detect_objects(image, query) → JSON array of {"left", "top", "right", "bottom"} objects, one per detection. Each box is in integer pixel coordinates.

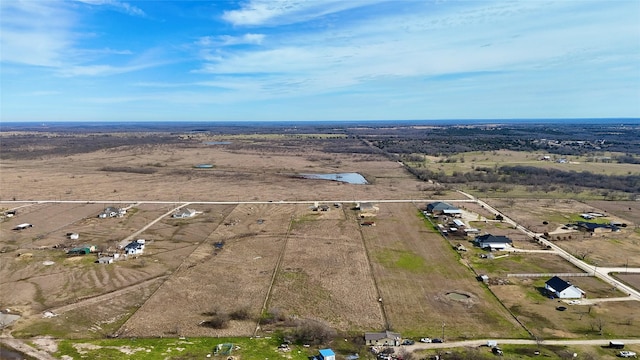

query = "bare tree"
[{"left": 576, "top": 249, "right": 593, "bottom": 261}]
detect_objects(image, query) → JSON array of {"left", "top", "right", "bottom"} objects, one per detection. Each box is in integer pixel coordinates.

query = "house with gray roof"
[
  {"left": 364, "top": 330, "right": 401, "bottom": 346},
  {"left": 545, "top": 276, "right": 585, "bottom": 299}
]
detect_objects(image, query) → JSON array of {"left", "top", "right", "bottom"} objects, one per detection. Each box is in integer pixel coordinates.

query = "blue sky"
[{"left": 1, "top": 0, "right": 639, "bottom": 122}]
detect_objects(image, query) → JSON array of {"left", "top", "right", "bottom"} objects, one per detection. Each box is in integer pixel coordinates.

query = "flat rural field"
[
  {"left": 1, "top": 132, "right": 639, "bottom": 351},
  {"left": 268, "top": 204, "right": 384, "bottom": 331},
  {"left": 0, "top": 134, "right": 455, "bottom": 202},
  {"left": 361, "top": 202, "right": 527, "bottom": 339}
]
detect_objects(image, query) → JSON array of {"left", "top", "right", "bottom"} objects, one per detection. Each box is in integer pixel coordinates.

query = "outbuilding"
[
  {"left": 318, "top": 349, "right": 335, "bottom": 360},
  {"left": 474, "top": 234, "right": 513, "bottom": 250},
  {"left": 13, "top": 223, "right": 33, "bottom": 231},
  {"left": 426, "top": 202, "right": 461, "bottom": 216}
]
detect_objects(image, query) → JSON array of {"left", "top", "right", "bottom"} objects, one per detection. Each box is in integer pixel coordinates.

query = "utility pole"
[{"left": 442, "top": 322, "right": 445, "bottom": 342}]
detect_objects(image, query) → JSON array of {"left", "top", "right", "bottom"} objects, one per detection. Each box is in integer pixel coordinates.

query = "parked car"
[
  {"left": 432, "top": 338, "right": 443, "bottom": 343},
  {"left": 492, "top": 347, "right": 504, "bottom": 356},
  {"left": 619, "top": 351, "right": 637, "bottom": 358},
  {"left": 420, "top": 338, "right": 432, "bottom": 343},
  {"left": 402, "top": 339, "right": 415, "bottom": 345}
]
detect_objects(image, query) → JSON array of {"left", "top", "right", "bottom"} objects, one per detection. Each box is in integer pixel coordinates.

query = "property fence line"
[{"left": 507, "top": 272, "right": 593, "bottom": 278}]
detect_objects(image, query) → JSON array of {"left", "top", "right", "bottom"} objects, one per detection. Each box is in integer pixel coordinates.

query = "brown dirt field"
[
  {"left": 120, "top": 203, "right": 298, "bottom": 337},
  {"left": 614, "top": 274, "right": 640, "bottom": 291},
  {"left": 0, "top": 138, "right": 450, "bottom": 203},
  {"left": 362, "top": 202, "right": 528, "bottom": 339},
  {"left": 2, "top": 134, "right": 636, "bottom": 343},
  {"left": 585, "top": 200, "right": 640, "bottom": 225},
  {"left": 267, "top": 205, "right": 384, "bottom": 331}
]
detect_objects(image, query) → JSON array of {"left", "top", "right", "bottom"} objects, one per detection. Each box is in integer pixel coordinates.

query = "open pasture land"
[
  {"left": 267, "top": 203, "right": 384, "bottom": 331},
  {"left": 362, "top": 202, "right": 527, "bottom": 339},
  {"left": 470, "top": 253, "right": 583, "bottom": 278},
  {"left": 0, "top": 134, "right": 454, "bottom": 202},
  {"left": 421, "top": 149, "right": 640, "bottom": 177},
  {"left": 485, "top": 198, "right": 640, "bottom": 267},
  {"left": 615, "top": 274, "right": 640, "bottom": 292},
  {"left": 120, "top": 203, "right": 297, "bottom": 337},
  {"left": 586, "top": 200, "right": 640, "bottom": 225},
  {"left": 492, "top": 277, "right": 640, "bottom": 339}
]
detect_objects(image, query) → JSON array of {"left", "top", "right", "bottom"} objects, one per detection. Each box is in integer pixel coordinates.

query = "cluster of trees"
[
  {"left": 405, "top": 165, "right": 639, "bottom": 194},
  {"left": 360, "top": 124, "right": 640, "bottom": 156}
]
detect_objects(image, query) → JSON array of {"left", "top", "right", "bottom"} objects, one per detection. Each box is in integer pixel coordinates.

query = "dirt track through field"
[
  {"left": 354, "top": 205, "right": 389, "bottom": 330},
  {"left": 47, "top": 275, "right": 168, "bottom": 315},
  {"left": 254, "top": 213, "right": 294, "bottom": 335}
]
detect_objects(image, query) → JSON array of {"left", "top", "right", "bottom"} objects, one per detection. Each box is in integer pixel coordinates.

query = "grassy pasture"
[
  {"left": 492, "top": 278, "right": 640, "bottom": 339},
  {"left": 412, "top": 150, "right": 640, "bottom": 177},
  {"left": 362, "top": 203, "right": 527, "bottom": 339},
  {"left": 54, "top": 336, "right": 313, "bottom": 360},
  {"left": 415, "top": 343, "right": 635, "bottom": 360}
]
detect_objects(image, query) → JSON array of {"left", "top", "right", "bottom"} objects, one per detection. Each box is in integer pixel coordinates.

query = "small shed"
[
  {"left": 318, "top": 349, "right": 335, "bottom": 360},
  {"left": 13, "top": 223, "right": 33, "bottom": 231},
  {"left": 98, "top": 257, "right": 114, "bottom": 264}
]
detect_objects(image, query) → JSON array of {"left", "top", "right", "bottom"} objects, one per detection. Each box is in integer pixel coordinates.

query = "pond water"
[
  {"left": 446, "top": 292, "right": 471, "bottom": 300},
  {"left": 0, "top": 346, "right": 25, "bottom": 360},
  {"left": 204, "top": 141, "right": 231, "bottom": 145},
  {"left": 299, "top": 173, "right": 368, "bottom": 184}
]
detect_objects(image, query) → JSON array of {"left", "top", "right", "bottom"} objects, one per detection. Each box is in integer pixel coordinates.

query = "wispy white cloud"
[
  {"left": 222, "top": 0, "right": 383, "bottom": 26},
  {"left": 197, "top": 33, "right": 265, "bottom": 47},
  {"left": 199, "top": 0, "right": 640, "bottom": 102},
  {"left": 0, "top": 2, "right": 75, "bottom": 67},
  {"left": 75, "top": 0, "right": 146, "bottom": 17}
]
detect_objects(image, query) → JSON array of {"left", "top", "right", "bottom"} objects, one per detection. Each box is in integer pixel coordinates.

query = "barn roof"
[
  {"left": 427, "top": 202, "right": 458, "bottom": 211},
  {"left": 475, "top": 234, "right": 512, "bottom": 244}
]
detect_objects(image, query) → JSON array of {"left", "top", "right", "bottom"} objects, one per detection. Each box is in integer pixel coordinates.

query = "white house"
[
  {"left": 545, "top": 276, "right": 585, "bottom": 299},
  {"left": 124, "top": 239, "right": 145, "bottom": 255},
  {"left": 172, "top": 208, "right": 197, "bottom": 219},
  {"left": 474, "top": 234, "right": 513, "bottom": 250},
  {"left": 364, "top": 330, "right": 401, "bottom": 346}
]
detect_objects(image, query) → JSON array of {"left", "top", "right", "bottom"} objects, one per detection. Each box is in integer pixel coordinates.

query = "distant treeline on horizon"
[{"left": 1, "top": 118, "right": 639, "bottom": 132}]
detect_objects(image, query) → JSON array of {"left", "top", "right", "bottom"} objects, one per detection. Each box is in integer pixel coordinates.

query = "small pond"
[
  {"left": 204, "top": 141, "right": 232, "bottom": 145},
  {"left": 446, "top": 292, "right": 471, "bottom": 301},
  {"left": 299, "top": 173, "right": 368, "bottom": 185}
]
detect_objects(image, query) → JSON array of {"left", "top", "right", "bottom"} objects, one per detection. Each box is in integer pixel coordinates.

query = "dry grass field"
[{"left": 1, "top": 131, "right": 639, "bottom": 351}]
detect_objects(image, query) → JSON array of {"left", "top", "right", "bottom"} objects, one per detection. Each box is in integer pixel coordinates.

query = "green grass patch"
[
  {"left": 55, "top": 337, "right": 315, "bottom": 360},
  {"left": 374, "top": 249, "right": 427, "bottom": 273}
]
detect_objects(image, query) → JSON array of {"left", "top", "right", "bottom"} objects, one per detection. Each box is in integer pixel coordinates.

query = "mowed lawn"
[{"left": 362, "top": 203, "right": 528, "bottom": 339}]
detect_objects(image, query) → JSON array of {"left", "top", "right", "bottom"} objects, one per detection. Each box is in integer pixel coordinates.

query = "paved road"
[
  {"left": 405, "top": 338, "right": 640, "bottom": 351},
  {"left": 457, "top": 191, "right": 640, "bottom": 301}
]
